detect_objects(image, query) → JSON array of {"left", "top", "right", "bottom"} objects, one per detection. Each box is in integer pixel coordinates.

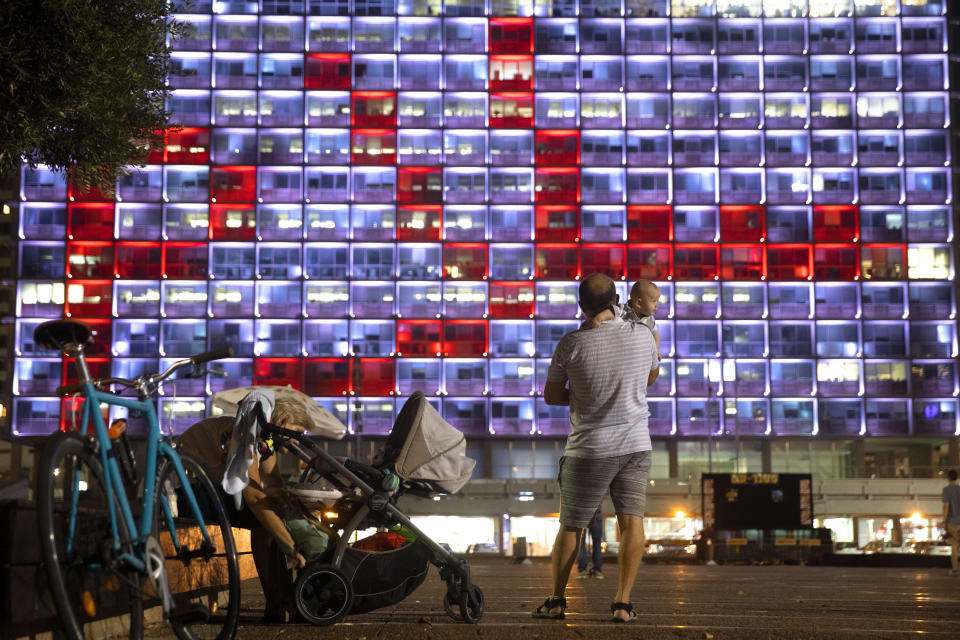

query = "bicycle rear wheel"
[
  {"left": 153, "top": 453, "right": 240, "bottom": 640},
  {"left": 37, "top": 431, "right": 145, "bottom": 640}
]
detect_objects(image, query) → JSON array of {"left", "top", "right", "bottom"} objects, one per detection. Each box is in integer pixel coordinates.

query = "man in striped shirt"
[{"left": 532, "top": 273, "right": 660, "bottom": 623}]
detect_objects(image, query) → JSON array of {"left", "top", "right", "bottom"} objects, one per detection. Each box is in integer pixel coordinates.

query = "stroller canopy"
[
  {"left": 211, "top": 385, "right": 346, "bottom": 440},
  {"left": 384, "top": 392, "right": 475, "bottom": 494}
]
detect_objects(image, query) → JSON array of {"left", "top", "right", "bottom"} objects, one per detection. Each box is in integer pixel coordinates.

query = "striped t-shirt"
[{"left": 547, "top": 317, "right": 660, "bottom": 458}]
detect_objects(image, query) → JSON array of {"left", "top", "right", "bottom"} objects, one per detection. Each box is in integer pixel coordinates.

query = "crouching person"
[{"left": 178, "top": 393, "right": 317, "bottom": 623}]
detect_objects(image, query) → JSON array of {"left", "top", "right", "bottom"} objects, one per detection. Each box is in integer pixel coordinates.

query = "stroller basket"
[{"left": 341, "top": 541, "right": 432, "bottom": 613}]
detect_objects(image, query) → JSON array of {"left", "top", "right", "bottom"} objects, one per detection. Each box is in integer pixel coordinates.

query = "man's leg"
[
  {"left": 549, "top": 525, "right": 584, "bottom": 612},
  {"left": 607, "top": 450, "right": 652, "bottom": 620},
  {"left": 251, "top": 527, "right": 296, "bottom": 620},
  {"left": 613, "top": 513, "right": 645, "bottom": 615},
  {"left": 949, "top": 525, "right": 960, "bottom": 571}
]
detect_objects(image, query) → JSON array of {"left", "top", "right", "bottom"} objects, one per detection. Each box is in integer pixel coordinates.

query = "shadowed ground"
[{"left": 146, "top": 558, "right": 960, "bottom": 639}]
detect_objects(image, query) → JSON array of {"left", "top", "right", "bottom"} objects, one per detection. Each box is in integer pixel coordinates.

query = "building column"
[
  {"left": 761, "top": 440, "right": 772, "bottom": 473},
  {"left": 948, "top": 439, "right": 960, "bottom": 470},
  {"left": 852, "top": 439, "right": 867, "bottom": 478},
  {"left": 668, "top": 440, "right": 679, "bottom": 479}
]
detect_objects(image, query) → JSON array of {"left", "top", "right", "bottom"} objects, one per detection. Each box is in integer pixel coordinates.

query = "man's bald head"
[{"left": 578, "top": 273, "right": 617, "bottom": 316}]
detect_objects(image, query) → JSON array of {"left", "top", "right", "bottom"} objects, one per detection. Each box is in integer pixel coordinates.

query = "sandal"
[
  {"left": 611, "top": 602, "right": 637, "bottom": 623},
  {"left": 532, "top": 596, "right": 567, "bottom": 619}
]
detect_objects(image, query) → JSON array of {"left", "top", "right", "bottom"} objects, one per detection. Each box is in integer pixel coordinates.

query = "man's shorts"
[{"left": 557, "top": 450, "right": 652, "bottom": 528}]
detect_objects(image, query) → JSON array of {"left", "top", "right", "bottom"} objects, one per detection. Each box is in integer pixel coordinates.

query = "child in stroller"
[{"left": 251, "top": 391, "right": 485, "bottom": 626}]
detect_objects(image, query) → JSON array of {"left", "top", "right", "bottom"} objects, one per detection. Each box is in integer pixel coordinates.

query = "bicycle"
[{"left": 33, "top": 319, "right": 241, "bottom": 640}]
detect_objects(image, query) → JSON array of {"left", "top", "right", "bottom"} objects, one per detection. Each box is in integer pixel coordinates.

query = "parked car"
[{"left": 466, "top": 543, "right": 500, "bottom": 554}]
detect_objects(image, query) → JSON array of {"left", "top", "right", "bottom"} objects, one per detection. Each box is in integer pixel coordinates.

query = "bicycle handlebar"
[{"left": 55, "top": 347, "right": 234, "bottom": 397}]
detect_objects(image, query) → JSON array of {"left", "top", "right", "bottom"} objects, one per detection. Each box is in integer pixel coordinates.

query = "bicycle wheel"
[
  {"left": 153, "top": 453, "right": 240, "bottom": 640},
  {"left": 37, "top": 431, "right": 145, "bottom": 640}
]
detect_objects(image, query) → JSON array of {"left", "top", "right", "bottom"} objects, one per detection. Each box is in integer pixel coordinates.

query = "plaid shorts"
[{"left": 557, "top": 450, "right": 652, "bottom": 528}]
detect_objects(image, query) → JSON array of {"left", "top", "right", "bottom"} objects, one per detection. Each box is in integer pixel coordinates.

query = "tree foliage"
[{"left": 0, "top": 1, "right": 180, "bottom": 193}]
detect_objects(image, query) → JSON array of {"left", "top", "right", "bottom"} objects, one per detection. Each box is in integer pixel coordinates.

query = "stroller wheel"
[
  {"left": 458, "top": 584, "right": 484, "bottom": 623},
  {"left": 444, "top": 585, "right": 484, "bottom": 623},
  {"left": 295, "top": 563, "right": 353, "bottom": 626},
  {"left": 442, "top": 592, "right": 463, "bottom": 621}
]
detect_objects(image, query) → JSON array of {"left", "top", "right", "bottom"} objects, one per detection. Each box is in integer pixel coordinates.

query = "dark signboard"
[{"left": 702, "top": 473, "right": 813, "bottom": 531}]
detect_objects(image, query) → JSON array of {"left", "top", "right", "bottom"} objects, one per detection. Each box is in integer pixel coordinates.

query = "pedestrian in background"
[
  {"left": 576, "top": 506, "right": 605, "bottom": 579},
  {"left": 942, "top": 469, "right": 960, "bottom": 576}
]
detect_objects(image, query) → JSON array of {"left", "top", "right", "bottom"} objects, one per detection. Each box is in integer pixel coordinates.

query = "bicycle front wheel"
[
  {"left": 153, "top": 453, "right": 240, "bottom": 640},
  {"left": 37, "top": 431, "right": 145, "bottom": 640}
]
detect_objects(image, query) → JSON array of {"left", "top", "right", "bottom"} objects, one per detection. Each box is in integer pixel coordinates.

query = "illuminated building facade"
[{"left": 7, "top": 0, "right": 959, "bottom": 478}]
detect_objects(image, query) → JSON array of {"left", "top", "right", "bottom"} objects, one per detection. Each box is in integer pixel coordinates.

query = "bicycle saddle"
[{"left": 33, "top": 319, "right": 94, "bottom": 351}]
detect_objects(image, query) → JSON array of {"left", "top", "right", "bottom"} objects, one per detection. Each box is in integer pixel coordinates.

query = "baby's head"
[{"left": 628, "top": 280, "right": 660, "bottom": 318}]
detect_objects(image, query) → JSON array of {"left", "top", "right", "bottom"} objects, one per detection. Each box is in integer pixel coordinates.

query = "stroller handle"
[{"left": 254, "top": 402, "right": 313, "bottom": 444}]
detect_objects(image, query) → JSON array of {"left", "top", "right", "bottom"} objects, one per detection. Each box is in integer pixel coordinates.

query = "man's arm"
[
  {"left": 544, "top": 379, "right": 570, "bottom": 406},
  {"left": 944, "top": 499, "right": 950, "bottom": 528},
  {"left": 647, "top": 366, "right": 659, "bottom": 387},
  {"left": 243, "top": 455, "right": 306, "bottom": 567},
  {"left": 646, "top": 334, "right": 660, "bottom": 386}
]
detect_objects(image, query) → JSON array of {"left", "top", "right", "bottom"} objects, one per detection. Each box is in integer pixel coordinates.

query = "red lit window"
[
  {"left": 306, "top": 54, "right": 351, "bottom": 90},
  {"left": 535, "top": 244, "right": 579, "bottom": 279},
  {"left": 61, "top": 396, "right": 110, "bottom": 433},
  {"left": 69, "top": 318, "right": 112, "bottom": 357},
  {"left": 65, "top": 281, "right": 113, "bottom": 317},
  {"left": 115, "top": 242, "right": 162, "bottom": 279},
  {"left": 63, "top": 357, "right": 111, "bottom": 388},
  {"left": 767, "top": 245, "right": 812, "bottom": 280},
  {"left": 165, "top": 128, "right": 210, "bottom": 164},
  {"left": 66, "top": 242, "right": 114, "bottom": 279},
  {"left": 535, "top": 205, "right": 578, "bottom": 242},
  {"left": 720, "top": 206, "right": 764, "bottom": 242},
  {"left": 489, "top": 18, "right": 533, "bottom": 54},
  {"left": 398, "top": 167, "right": 443, "bottom": 204},
  {"left": 580, "top": 244, "right": 626, "bottom": 279},
  {"left": 210, "top": 205, "right": 256, "bottom": 241},
  {"left": 145, "top": 129, "right": 165, "bottom": 164},
  {"left": 860, "top": 244, "right": 905, "bottom": 280},
  {"left": 674, "top": 245, "right": 719, "bottom": 280},
  {"left": 814, "top": 244, "right": 860, "bottom": 280},
  {"left": 68, "top": 204, "right": 115, "bottom": 240},
  {"left": 813, "top": 206, "right": 858, "bottom": 242},
  {"left": 302, "top": 358, "right": 351, "bottom": 396},
  {"left": 443, "top": 244, "right": 487, "bottom": 279},
  {"left": 254, "top": 358, "right": 302, "bottom": 387},
  {"left": 627, "top": 244, "right": 672, "bottom": 280},
  {"left": 444, "top": 320, "right": 488, "bottom": 357},
  {"left": 397, "top": 206, "right": 442, "bottom": 241},
  {"left": 535, "top": 168, "right": 580, "bottom": 204},
  {"left": 355, "top": 358, "right": 395, "bottom": 396},
  {"left": 490, "top": 92, "right": 534, "bottom": 128},
  {"left": 626, "top": 206, "right": 672, "bottom": 242},
  {"left": 489, "top": 55, "right": 533, "bottom": 91},
  {"left": 535, "top": 130, "right": 579, "bottom": 166},
  {"left": 352, "top": 92, "right": 397, "bottom": 128},
  {"left": 489, "top": 282, "right": 535, "bottom": 318},
  {"left": 68, "top": 183, "right": 112, "bottom": 203},
  {"left": 211, "top": 166, "right": 256, "bottom": 203},
  {"left": 163, "top": 243, "right": 207, "bottom": 279},
  {"left": 721, "top": 244, "right": 765, "bottom": 280},
  {"left": 397, "top": 320, "right": 443, "bottom": 356},
  {"left": 351, "top": 130, "right": 397, "bottom": 166}
]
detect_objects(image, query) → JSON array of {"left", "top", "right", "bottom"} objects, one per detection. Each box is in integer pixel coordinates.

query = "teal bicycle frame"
[{"left": 68, "top": 382, "right": 211, "bottom": 575}]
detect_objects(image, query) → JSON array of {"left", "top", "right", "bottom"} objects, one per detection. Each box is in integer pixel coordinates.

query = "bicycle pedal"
[{"left": 169, "top": 604, "right": 210, "bottom": 626}]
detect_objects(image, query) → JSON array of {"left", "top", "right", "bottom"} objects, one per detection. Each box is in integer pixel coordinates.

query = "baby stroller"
[{"left": 254, "top": 391, "right": 484, "bottom": 626}]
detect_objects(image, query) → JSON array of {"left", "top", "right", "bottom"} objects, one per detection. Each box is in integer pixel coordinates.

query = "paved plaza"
[{"left": 185, "top": 558, "right": 960, "bottom": 640}]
